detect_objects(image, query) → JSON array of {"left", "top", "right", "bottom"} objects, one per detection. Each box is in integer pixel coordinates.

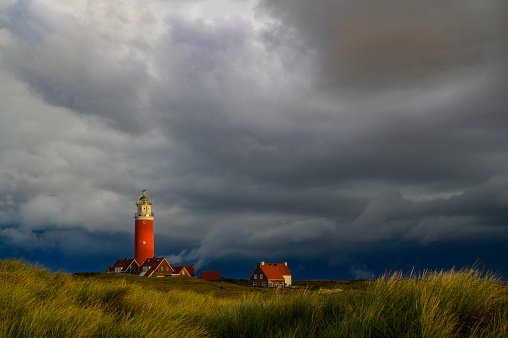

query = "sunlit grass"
[{"left": 1, "top": 259, "right": 506, "bottom": 337}]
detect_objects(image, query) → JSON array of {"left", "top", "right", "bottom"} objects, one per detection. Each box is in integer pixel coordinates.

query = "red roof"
[
  {"left": 138, "top": 257, "right": 171, "bottom": 277},
  {"left": 274, "top": 263, "right": 291, "bottom": 276},
  {"left": 171, "top": 266, "right": 191, "bottom": 276},
  {"left": 172, "top": 266, "right": 184, "bottom": 274},
  {"left": 107, "top": 258, "right": 138, "bottom": 272},
  {"left": 172, "top": 265, "right": 195, "bottom": 277},
  {"left": 260, "top": 264, "right": 285, "bottom": 281}
]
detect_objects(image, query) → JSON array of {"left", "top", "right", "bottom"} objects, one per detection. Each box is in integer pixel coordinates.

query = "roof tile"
[{"left": 260, "top": 264, "right": 285, "bottom": 280}]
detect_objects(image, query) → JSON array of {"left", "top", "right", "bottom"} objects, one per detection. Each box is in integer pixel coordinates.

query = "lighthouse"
[{"left": 134, "top": 190, "right": 154, "bottom": 264}]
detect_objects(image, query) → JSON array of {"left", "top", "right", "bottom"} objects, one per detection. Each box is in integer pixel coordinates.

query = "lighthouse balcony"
[{"left": 135, "top": 212, "right": 154, "bottom": 217}]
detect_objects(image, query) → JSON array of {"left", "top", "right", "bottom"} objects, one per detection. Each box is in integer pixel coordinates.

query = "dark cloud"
[
  {"left": 260, "top": 0, "right": 508, "bottom": 91},
  {"left": 420, "top": 175, "right": 508, "bottom": 221}
]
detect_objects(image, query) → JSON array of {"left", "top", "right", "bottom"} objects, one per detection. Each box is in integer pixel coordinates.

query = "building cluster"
[
  {"left": 106, "top": 191, "right": 291, "bottom": 287},
  {"left": 106, "top": 257, "right": 195, "bottom": 277},
  {"left": 106, "top": 191, "right": 219, "bottom": 280}
]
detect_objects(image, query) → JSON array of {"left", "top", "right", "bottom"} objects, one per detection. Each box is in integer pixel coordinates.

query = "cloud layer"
[{"left": 1, "top": 0, "right": 507, "bottom": 278}]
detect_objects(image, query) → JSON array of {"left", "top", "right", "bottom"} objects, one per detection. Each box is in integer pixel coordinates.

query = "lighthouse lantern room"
[{"left": 134, "top": 190, "right": 154, "bottom": 265}]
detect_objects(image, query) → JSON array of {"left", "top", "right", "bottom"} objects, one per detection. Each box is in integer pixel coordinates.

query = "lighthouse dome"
[{"left": 137, "top": 190, "right": 151, "bottom": 205}]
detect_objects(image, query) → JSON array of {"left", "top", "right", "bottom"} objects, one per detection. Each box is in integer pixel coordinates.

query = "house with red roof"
[
  {"left": 172, "top": 265, "right": 195, "bottom": 277},
  {"left": 105, "top": 257, "right": 199, "bottom": 278},
  {"left": 250, "top": 261, "right": 291, "bottom": 288},
  {"left": 105, "top": 258, "right": 139, "bottom": 273},
  {"left": 170, "top": 266, "right": 193, "bottom": 277},
  {"left": 137, "top": 257, "right": 173, "bottom": 277}
]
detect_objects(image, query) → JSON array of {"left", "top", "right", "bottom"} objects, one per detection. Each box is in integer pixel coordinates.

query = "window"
[
  {"left": 260, "top": 274, "right": 264, "bottom": 279},
  {"left": 254, "top": 274, "right": 257, "bottom": 279},
  {"left": 253, "top": 282, "right": 257, "bottom": 286},
  {"left": 143, "top": 241, "right": 146, "bottom": 244},
  {"left": 115, "top": 267, "right": 121, "bottom": 273},
  {"left": 143, "top": 220, "right": 146, "bottom": 224},
  {"left": 262, "top": 282, "right": 267, "bottom": 287}
]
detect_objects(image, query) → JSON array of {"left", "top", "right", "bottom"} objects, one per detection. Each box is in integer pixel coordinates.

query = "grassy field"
[{"left": 1, "top": 260, "right": 507, "bottom": 337}]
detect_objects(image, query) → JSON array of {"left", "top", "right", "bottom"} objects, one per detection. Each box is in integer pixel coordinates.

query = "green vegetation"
[{"left": 1, "top": 260, "right": 507, "bottom": 337}]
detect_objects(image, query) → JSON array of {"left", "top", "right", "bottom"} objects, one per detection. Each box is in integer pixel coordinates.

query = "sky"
[{"left": 0, "top": 0, "right": 507, "bottom": 280}]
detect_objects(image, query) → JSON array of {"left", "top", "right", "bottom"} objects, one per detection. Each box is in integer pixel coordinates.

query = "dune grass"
[
  {"left": 0, "top": 260, "right": 208, "bottom": 337},
  {"left": 1, "top": 259, "right": 507, "bottom": 337}
]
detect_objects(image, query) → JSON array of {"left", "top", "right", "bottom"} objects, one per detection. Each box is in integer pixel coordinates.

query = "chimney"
[
  {"left": 261, "top": 261, "right": 265, "bottom": 266},
  {"left": 284, "top": 261, "right": 288, "bottom": 266}
]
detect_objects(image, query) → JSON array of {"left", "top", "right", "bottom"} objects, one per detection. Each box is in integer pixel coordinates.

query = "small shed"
[{"left": 201, "top": 271, "right": 221, "bottom": 281}]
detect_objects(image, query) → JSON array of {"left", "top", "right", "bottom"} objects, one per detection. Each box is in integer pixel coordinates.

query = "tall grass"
[
  {"left": 0, "top": 260, "right": 208, "bottom": 337},
  {"left": 1, "top": 259, "right": 507, "bottom": 337},
  {"left": 200, "top": 267, "right": 508, "bottom": 337}
]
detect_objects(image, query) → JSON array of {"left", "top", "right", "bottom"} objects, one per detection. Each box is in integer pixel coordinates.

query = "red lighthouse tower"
[{"left": 134, "top": 190, "right": 154, "bottom": 264}]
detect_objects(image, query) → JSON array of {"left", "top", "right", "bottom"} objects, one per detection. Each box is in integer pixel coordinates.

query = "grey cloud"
[
  {"left": 164, "top": 215, "right": 339, "bottom": 268},
  {"left": 158, "top": 177, "right": 508, "bottom": 267},
  {"left": 354, "top": 191, "right": 413, "bottom": 227},
  {"left": 0, "top": 0, "right": 507, "bottom": 277},
  {"left": 261, "top": 0, "right": 508, "bottom": 91},
  {"left": 420, "top": 175, "right": 508, "bottom": 221},
  {"left": 2, "top": 0, "right": 153, "bottom": 133}
]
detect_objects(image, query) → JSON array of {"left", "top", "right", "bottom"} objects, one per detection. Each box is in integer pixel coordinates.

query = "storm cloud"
[{"left": 0, "top": 0, "right": 507, "bottom": 279}]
